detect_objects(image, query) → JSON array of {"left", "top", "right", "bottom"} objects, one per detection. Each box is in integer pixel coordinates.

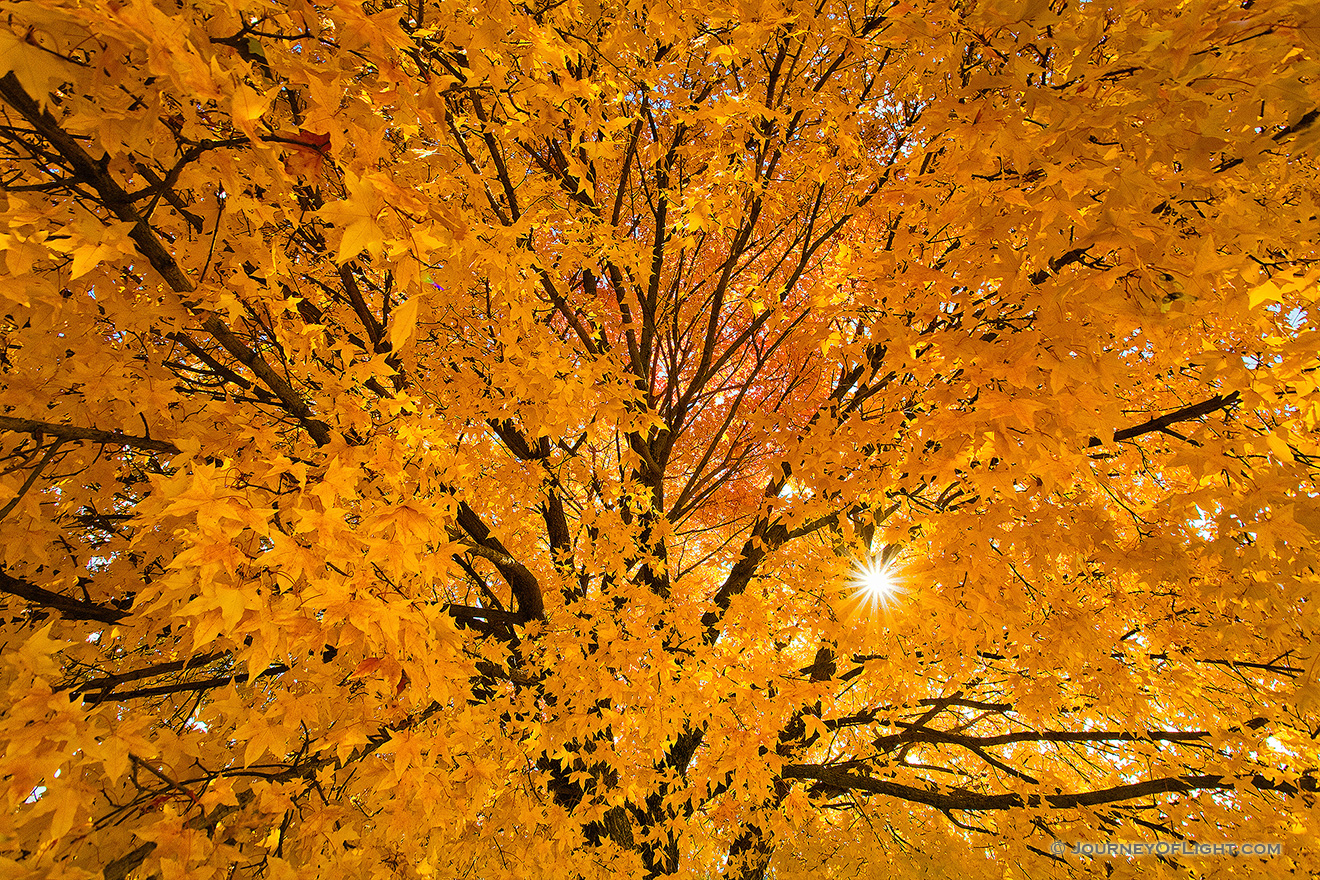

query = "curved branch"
[{"left": 455, "top": 501, "right": 544, "bottom": 622}]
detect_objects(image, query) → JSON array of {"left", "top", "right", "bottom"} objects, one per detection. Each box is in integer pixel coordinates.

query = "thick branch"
[
  {"left": 0, "top": 568, "right": 128, "bottom": 623},
  {"left": 1097, "top": 391, "right": 1241, "bottom": 446},
  {"left": 455, "top": 502, "right": 544, "bottom": 622},
  {"left": 781, "top": 764, "right": 1316, "bottom": 811},
  {"left": 0, "top": 415, "right": 181, "bottom": 454}
]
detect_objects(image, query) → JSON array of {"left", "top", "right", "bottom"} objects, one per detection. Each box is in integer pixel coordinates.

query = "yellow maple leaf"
[{"left": 0, "top": 27, "right": 73, "bottom": 107}]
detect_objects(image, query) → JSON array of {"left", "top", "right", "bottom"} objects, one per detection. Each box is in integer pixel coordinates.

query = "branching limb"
[
  {"left": 0, "top": 568, "right": 128, "bottom": 623},
  {"left": 780, "top": 764, "right": 1317, "bottom": 811},
  {"left": 0, "top": 415, "right": 181, "bottom": 454},
  {"left": 1095, "top": 391, "right": 1241, "bottom": 447}
]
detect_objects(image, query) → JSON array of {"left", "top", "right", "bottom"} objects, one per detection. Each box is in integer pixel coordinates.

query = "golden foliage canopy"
[{"left": 1, "top": 0, "right": 1319, "bottom": 877}]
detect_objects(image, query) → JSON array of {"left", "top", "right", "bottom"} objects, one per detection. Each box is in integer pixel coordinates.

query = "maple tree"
[{"left": 1, "top": 0, "right": 1319, "bottom": 877}]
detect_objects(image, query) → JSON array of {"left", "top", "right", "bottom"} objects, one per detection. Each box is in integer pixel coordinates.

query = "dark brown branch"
[
  {"left": 130, "top": 161, "right": 205, "bottom": 230},
  {"left": 337, "top": 265, "right": 386, "bottom": 349},
  {"left": 1271, "top": 107, "right": 1319, "bottom": 142},
  {"left": 1028, "top": 246, "right": 1092, "bottom": 284},
  {"left": 917, "top": 696, "right": 1013, "bottom": 711},
  {"left": 0, "top": 415, "right": 181, "bottom": 454},
  {"left": 781, "top": 764, "right": 1318, "bottom": 811},
  {"left": 0, "top": 73, "right": 332, "bottom": 447},
  {"left": 101, "top": 697, "right": 449, "bottom": 880},
  {"left": 0, "top": 439, "right": 62, "bottom": 520},
  {"left": 871, "top": 725, "right": 1234, "bottom": 752},
  {"left": 0, "top": 568, "right": 128, "bottom": 623},
  {"left": 1092, "top": 391, "right": 1241, "bottom": 447},
  {"left": 445, "top": 603, "right": 520, "bottom": 631},
  {"left": 68, "top": 652, "right": 228, "bottom": 696},
  {"left": 104, "top": 843, "right": 160, "bottom": 880},
  {"left": 82, "top": 663, "right": 290, "bottom": 703},
  {"left": 455, "top": 502, "right": 545, "bottom": 622}
]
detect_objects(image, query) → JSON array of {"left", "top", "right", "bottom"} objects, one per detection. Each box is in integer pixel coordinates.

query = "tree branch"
[
  {"left": 1093, "top": 391, "right": 1241, "bottom": 447},
  {"left": 780, "top": 764, "right": 1317, "bottom": 811},
  {"left": 455, "top": 501, "right": 544, "bottom": 622},
  {"left": 0, "top": 73, "right": 332, "bottom": 447},
  {"left": 0, "top": 568, "right": 128, "bottom": 623},
  {"left": 81, "top": 663, "right": 290, "bottom": 703},
  {"left": 0, "top": 415, "right": 181, "bottom": 454}
]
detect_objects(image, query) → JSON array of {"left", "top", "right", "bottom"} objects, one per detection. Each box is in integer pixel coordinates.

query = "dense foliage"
[{"left": 1, "top": 0, "right": 1318, "bottom": 877}]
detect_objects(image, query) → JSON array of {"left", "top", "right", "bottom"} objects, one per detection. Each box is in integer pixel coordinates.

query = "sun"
[{"left": 848, "top": 553, "right": 904, "bottom": 611}]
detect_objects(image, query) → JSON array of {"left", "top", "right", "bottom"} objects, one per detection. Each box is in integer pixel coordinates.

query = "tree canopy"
[{"left": 1, "top": 0, "right": 1319, "bottom": 877}]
